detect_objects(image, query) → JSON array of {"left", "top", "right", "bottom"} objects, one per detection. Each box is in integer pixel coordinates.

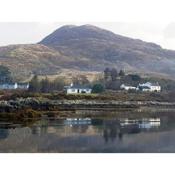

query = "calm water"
[{"left": 1, "top": 110, "right": 175, "bottom": 153}]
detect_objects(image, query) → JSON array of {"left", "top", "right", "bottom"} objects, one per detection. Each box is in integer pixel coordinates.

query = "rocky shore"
[{"left": 0, "top": 97, "right": 175, "bottom": 112}]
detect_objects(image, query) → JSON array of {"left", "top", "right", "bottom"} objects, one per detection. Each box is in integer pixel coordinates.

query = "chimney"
[{"left": 70, "top": 83, "right": 73, "bottom": 87}]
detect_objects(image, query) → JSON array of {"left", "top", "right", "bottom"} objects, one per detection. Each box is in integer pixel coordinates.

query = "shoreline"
[{"left": 0, "top": 98, "right": 175, "bottom": 112}]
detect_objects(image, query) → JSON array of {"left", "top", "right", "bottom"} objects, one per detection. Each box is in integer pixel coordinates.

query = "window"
[{"left": 71, "top": 89, "right": 76, "bottom": 92}]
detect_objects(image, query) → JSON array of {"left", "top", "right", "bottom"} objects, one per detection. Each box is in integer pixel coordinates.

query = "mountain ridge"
[{"left": 0, "top": 24, "right": 175, "bottom": 81}]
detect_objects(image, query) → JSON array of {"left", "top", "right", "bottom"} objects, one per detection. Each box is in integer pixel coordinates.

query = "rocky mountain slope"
[
  {"left": 1, "top": 24, "right": 175, "bottom": 81},
  {"left": 40, "top": 25, "right": 175, "bottom": 76}
]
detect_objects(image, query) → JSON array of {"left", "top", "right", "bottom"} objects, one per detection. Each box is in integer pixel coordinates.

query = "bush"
[
  {"left": 128, "top": 89, "right": 138, "bottom": 93},
  {"left": 92, "top": 84, "right": 105, "bottom": 93},
  {"left": 128, "top": 74, "right": 141, "bottom": 81}
]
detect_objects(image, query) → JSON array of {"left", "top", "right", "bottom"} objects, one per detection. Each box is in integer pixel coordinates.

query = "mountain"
[
  {"left": 1, "top": 24, "right": 175, "bottom": 81},
  {"left": 39, "top": 25, "right": 175, "bottom": 77}
]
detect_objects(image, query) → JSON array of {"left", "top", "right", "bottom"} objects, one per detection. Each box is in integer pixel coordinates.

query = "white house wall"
[
  {"left": 67, "top": 88, "right": 92, "bottom": 94},
  {"left": 67, "top": 89, "right": 78, "bottom": 94}
]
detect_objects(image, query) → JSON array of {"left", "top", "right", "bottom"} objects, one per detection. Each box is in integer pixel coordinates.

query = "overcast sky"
[{"left": 0, "top": 22, "right": 175, "bottom": 50}]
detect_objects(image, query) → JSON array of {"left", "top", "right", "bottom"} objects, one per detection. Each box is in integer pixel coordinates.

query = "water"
[{"left": 0, "top": 110, "right": 175, "bottom": 153}]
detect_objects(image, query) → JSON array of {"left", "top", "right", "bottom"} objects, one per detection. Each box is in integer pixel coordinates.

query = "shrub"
[{"left": 92, "top": 84, "right": 104, "bottom": 93}]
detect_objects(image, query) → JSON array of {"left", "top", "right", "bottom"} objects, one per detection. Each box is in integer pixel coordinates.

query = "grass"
[{"left": 0, "top": 89, "right": 175, "bottom": 102}]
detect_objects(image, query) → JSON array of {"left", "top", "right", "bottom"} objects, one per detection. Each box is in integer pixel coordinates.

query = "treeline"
[
  {"left": 102, "top": 68, "right": 142, "bottom": 90},
  {"left": 104, "top": 68, "right": 125, "bottom": 81},
  {"left": 28, "top": 68, "right": 175, "bottom": 93},
  {"left": 0, "top": 65, "right": 13, "bottom": 83},
  {"left": 29, "top": 75, "right": 65, "bottom": 93},
  {"left": 28, "top": 68, "right": 142, "bottom": 93}
]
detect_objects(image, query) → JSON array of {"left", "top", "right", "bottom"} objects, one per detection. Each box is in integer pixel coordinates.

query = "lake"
[{"left": 0, "top": 110, "right": 175, "bottom": 153}]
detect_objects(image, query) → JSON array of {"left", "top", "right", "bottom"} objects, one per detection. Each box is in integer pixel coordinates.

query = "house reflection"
[
  {"left": 29, "top": 117, "right": 161, "bottom": 142},
  {"left": 102, "top": 118, "right": 161, "bottom": 143},
  {"left": 31, "top": 118, "right": 92, "bottom": 136},
  {"left": 120, "top": 118, "right": 160, "bottom": 130},
  {"left": 63, "top": 118, "right": 92, "bottom": 134},
  {"left": 64, "top": 118, "right": 92, "bottom": 126}
]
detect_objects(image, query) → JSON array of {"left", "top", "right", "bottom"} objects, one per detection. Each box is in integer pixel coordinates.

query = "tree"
[
  {"left": 72, "top": 75, "right": 89, "bottom": 85},
  {"left": 92, "top": 84, "right": 104, "bottom": 93},
  {"left": 53, "top": 77, "right": 65, "bottom": 91},
  {"left": 129, "top": 74, "right": 141, "bottom": 81},
  {"left": 0, "top": 65, "right": 12, "bottom": 83},
  {"left": 119, "top": 69, "right": 125, "bottom": 77},
  {"left": 104, "top": 68, "right": 111, "bottom": 81},
  {"left": 40, "top": 77, "right": 50, "bottom": 93},
  {"left": 29, "top": 75, "right": 41, "bottom": 92},
  {"left": 106, "top": 80, "right": 121, "bottom": 90},
  {"left": 111, "top": 68, "right": 118, "bottom": 81}
]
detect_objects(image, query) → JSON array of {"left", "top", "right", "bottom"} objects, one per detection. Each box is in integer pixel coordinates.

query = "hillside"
[
  {"left": 1, "top": 24, "right": 175, "bottom": 81},
  {"left": 40, "top": 25, "right": 175, "bottom": 77},
  {"left": 0, "top": 44, "right": 96, "bottom": 81}
]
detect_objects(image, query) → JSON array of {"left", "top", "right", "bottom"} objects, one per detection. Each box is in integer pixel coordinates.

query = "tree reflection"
[
  {"left": 102, "top": 119, "right": 143, "bottom": 143},
  {"left": 118, "top": 132, "right": 123, "bottom": 140},
  {"left": 103, "top": 128, "right": 109, "bottom": 143},
  {"left": 71, "top": 125, "right": 89, "bottom": 133},
  {"left": 103, "top": 120, "right": 121, "bottom": 143}
]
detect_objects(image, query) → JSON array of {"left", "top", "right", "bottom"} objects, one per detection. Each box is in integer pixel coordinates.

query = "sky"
[
  {"left": 1, "top": 0, "right": 175, "bottom": 50},
  {"left": 0, "top": 22, "right": 175, "bottom": 50}
]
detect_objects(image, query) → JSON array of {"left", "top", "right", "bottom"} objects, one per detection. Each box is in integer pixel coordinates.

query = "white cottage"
[
  {"left": 0, "top": 82, "right": 29, "bottom": 90},
  {"left": 17, "top": 83, "right": 29, "bottom": 89},
  {"left": 0, "top": 83, "right": 18, "bottom": 90},
  {"left": 138, "top": 82, "right": 161, "bottom": 92},
  {"left": 120, "top": 84, "right": 137, "bottom": 91},
  {"left": 64, "top": 84, "right": 92, "bottom": 94}
]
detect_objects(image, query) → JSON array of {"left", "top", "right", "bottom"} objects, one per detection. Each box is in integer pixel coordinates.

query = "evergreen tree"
[
  {"left": 119, "top": 69, "right": 125, "bottom": 77},
  {"left": 92, "top": 83, "right": 104, "bottom": 93},
  {"left": 40, "top": 77, "right": 50, "bottom": 93},
  {"left": 111, "top": 68, "right": 118, "bottom": 81},
  {"left": 0, "top": 65, "right": 12, "bottom": 83},
  {"left": 29, "top": 75, "right": 41, "bottom": 92},
  {"left": 104, "top": 68, "right": 111, "bottom": 81},
  {"left": 53, "top": 77, "right": 65, "bottom": 91}
]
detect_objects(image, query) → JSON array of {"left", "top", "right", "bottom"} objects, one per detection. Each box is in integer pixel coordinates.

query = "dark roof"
[
  {"left": 140, "top": 86, "right": 151, "bottom": 89},
  {"left": 144, "top": 82, "right": 160, "bottom": 86},
  {"left": 18, "top": 83, "right": 29, "bottom": 85},
  {"left": 65, "top": 85, "right": 91, "bottom": 89},
  {"left": 0, "top": 83, "right": 16, "bottom": 85}
]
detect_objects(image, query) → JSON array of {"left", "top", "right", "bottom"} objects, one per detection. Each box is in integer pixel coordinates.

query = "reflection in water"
[
  {"left": 102, "top": 118, "right": 161, "bottom": 143},
  {"left": 1, "top": 110, "right": 175, "bottom": 152},
  {"left": 33, "top": 117, "right": 160, "bottom": 138},
  {"left": 32, "top": 126, "right": 41, "bottom": 136},
  {"left": 64, "top": 118, "right": 91, "bottom": 126},
  {"left": 0, "top": 129, "right": 9, "bottom": 139}
]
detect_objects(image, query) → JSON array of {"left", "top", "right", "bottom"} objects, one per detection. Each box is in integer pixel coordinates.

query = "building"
[
  {"left": 138, "top": 82, "right": 161, "bottom": 92},
  {"left": 64, "top": 83, "right": 92, "bottom": 94},
  {"left": 120, "top": 84, "right": 137, "bottom": 91},
  {"left": 64, "top": 118, "right": 92, "bottom": 126},
  {"left": 0, "top": 82, "right": 29, "bottom": 90},
  {"left": 120, "top": 82, "right": 161, "bottom": 92},
  {"left": 17, "top": 83, "right": 29, "bottom": 89},
  {"left": 0, "top": 83, "right": 18, "bottom": 89}
]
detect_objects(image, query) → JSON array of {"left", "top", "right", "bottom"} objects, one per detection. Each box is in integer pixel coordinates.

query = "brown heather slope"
[
  {"left": 1, "top": 24, "right": 175, "bottom": 81},
  {"left": 0, "top": 44, "right": 96, "bottom": 81},
  {"left": 40, "top": 25, "right": 175, "bottom": 78}
]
